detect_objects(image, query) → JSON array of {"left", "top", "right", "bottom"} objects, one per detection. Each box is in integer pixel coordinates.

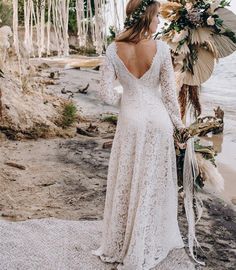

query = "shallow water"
[
  {"left": 201, "top": 52, "right": 236, "bottom": 121},
  {"left": 201, "top": 52, "right": 236, "bottom": 204}
]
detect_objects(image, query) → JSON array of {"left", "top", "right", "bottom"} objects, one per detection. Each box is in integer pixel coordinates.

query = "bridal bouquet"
[
  {"left": 173, "top": 117, "right": 225, "bottom": 192},
  {"left": 156, "top": 1, "right": 234, "bottom": 193},
  {"left": 156, "top": 0, "right": 236, "bottom": 86}
]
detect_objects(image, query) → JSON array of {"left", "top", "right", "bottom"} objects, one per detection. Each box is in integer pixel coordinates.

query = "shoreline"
[
  {"left": 0, "top": 59, "right": 235, "bottom": 269},
  {"left": 0, "top": 132, "right": 235, "bottom": 269}
]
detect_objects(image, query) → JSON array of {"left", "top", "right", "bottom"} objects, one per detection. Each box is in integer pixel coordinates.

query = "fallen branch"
[
  {"left": 61, "top": 84, "right": 90, "bottom": 97},
  {"left": 4, "top": 161, "right": 26, "bottom": 170}
]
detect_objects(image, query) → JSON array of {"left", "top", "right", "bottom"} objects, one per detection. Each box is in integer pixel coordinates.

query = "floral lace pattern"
[
  {"left": 96, "top": 47, "right": 122, "bottom": 107},
  {"left": 159, "top": 44, "right": 186, "bottom": 130},
  {"left": 92, "top": 40, "right": 193, "bottom": 270}
]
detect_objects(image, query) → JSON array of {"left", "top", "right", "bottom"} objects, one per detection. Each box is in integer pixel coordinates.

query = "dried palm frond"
[
  {"left": 172, "top": 30, "right": 189, "bottom": 43},
  {"left": 173, "top": 53, "right": 185, "bottom": 72},
  {"left": 205, "top": 40, "right": 220, "bottom": 59},
  {"left": 177, "top": 42, "right": 190, "bottom": 55},
  {"left": 168, "top": 42, "right": 180, "bottom": 53},
  {"left": 191, "top": 27, "right": 213, "bottom": 44},
  {"left": 211, "top": 34, "right": 236, "bottom": 58},
  {"left": 216, "top": 7, "right": 236, "bottom": 33},
  {"left": 196, "top": 152, "right": 224, "bottom": 193},
  {"left": 184, "top": 47, "right": 215, "bottom": 85},
  {"left": 211, "top": 7, "right": 236, "bottom": 57},
  {"left": 161, "top": 29, "right": 176, "bottom": 43}
]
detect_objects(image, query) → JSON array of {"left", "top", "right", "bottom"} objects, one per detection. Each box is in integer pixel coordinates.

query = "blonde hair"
[{"left": 115, "top": 0, "right": 161, "bottom": 44}]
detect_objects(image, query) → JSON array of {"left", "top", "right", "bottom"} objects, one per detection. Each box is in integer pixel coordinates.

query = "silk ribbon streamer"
[{"left": 183, "top": 103, "right": 206, "bottom": 266}]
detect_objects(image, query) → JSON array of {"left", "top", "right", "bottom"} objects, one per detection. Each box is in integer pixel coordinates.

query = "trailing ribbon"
[{"left": 183, "top": 103, "right": 206, "bottom": 266}]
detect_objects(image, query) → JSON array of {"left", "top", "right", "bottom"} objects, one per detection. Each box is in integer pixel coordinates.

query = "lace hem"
[
  {"left": 91, "top": 243, "right": 195, "bottom": 270},
  {"left": 91, "top": 246, "right": 123, "bottom": 263}
]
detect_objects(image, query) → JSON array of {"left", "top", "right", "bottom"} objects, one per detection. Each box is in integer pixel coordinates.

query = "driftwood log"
[
  {"left": 188, "top": 108, "right": 224, "bottom": 137},
  {"left": 61, "top": 84, "right": 90, "bottom": 99}
]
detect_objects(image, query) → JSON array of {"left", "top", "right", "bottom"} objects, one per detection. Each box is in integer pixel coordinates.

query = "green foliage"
[
  {"left": 0, "top": 1, "right": 13, "bottom": 26},
  {"left": 123, "top": 0, "right": 154, "bottom": 29},
  {"left": 101, "top": 114, "right": 118, "bottom": 125},
  {"left": 72, "top": 45, "right": 96, "bottom": 55},
  {"left": 2, "top": 0, "right": 109, "bottom": 39},
  {"left": 68, "top": 4, "right": 77, "bottom": 33},
  {"left": 18, "top": 0, "right": 24, "bottom": 25},
  {"left": 60, "top": 102, "right": 78, "bottom": 129},
  {"left": 222, "top": 28, "right": 236, "bottom": 43},
  {"left": 220, "top": 0, "right": 231, "bottom": 8},
  {"left": 84, "top": 0, "right": 95, "bottom": 17},
  {"left": 176, "top": 137, "right": 217, "bottom": 191},
  {"left": 17, "top": 0, "right": 96, "bottom": 33},
  {"left": 106, "top": 26, "right": 116, "bottom": 44},
  {"left": 18, "top": 0, "right": 46, "bottom": 25},
  {"left": 69, "top": 0, "right": 105, "bottom": 33},
  {"left": 194, "top": 138, "right": 217, "bottom": 166}
]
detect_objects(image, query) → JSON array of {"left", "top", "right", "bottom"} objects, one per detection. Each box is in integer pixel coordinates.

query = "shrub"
[{"left": 60, "top": 102, "right": 78, "bottom": 128}]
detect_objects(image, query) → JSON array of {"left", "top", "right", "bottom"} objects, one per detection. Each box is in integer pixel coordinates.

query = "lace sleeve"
[
  {"left": 97, "top": 52, "right": 122, "bottom": 107},
  {"left": 160, "top": 44, "right": 185, "bottom": 130}
]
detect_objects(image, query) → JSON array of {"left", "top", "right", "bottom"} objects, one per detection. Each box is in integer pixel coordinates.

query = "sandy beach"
[{"left": 0, "top": 55, "right": 236, "bottom": 269}]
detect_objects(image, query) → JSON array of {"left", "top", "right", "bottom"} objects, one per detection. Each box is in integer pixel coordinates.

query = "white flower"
[
  {"left": 172, "top": 29, "right": 188, "bottom": 43},
  {"left": 207, "top": 16, "right": 215, "bottom": 26},
  {"left": 185, "top": 2, "right": 193, "bottom": 11}
]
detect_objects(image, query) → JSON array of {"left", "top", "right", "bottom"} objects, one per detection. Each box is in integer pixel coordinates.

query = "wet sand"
[
  {"left": 39, "top": 55, "right": 236, "bottom": 206},
  {"left": 0, "top": 56, "right": 235, "bottom": 269},
  {"left": 0, "top": 123, "right": 235, "bottom": 269},
  {"left": 200, "top": 52, "right": 236, "bottom": 205}
]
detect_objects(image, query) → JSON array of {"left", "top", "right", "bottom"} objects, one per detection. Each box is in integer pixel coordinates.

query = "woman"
[{"left": 92, "top": 0, "right": 195, "bottom": 269}]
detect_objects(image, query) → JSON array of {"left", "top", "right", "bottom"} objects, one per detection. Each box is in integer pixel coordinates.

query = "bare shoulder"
[
  {"left": 115, "top": 39, "right": 157, "bottom": 49},
  {"left": 115, "top": 39, "right": 158, "bottom": 59}
]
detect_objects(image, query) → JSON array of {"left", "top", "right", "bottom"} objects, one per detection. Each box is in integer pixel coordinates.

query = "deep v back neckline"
[{"left": 114, "top": 40, "right": 159, "bottom": 81}]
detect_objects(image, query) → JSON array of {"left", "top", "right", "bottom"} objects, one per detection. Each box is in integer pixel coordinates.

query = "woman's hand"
[
  {"left": 178, "top": 127, "right": 191, "bottom": 143},
  {"left": 174, "top": 127, "right": 192, "bottom": 149}
]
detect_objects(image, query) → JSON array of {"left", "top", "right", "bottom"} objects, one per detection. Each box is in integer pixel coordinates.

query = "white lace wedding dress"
[
  {"left": 91, "top": 39, "right": 196, "bottom": 270},
  {"left": 0, "top": 39, "right": 198, "bottom": 270}
]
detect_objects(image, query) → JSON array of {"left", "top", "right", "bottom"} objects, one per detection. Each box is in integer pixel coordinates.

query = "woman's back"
[
  {"left": 115, "top": 39, "right": 158, "bottom": 79},
  {"left": 97, "top": 38, "right": 185, "bottom": 132}
]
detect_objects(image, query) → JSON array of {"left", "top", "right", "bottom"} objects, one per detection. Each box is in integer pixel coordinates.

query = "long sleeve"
[
  {"left": 160, "top": 44, "right": 185, "bottom": 130},
  {"left": 97, "top": 52, "right": 122, "bottom": 107}
]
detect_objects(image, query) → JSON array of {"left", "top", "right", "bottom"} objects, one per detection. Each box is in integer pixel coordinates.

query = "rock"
[
  {"left": 37, "top": 63, "right": 50, "bottom": 70},
  {"left": 103, "top": 141, "right": 112, "bottom": 149},
  {"left": 76, "top": 127, "right": 96, "bottom": 137},
  {"left": 0, "top": 132, "right": 7, "bottom": 141}
]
